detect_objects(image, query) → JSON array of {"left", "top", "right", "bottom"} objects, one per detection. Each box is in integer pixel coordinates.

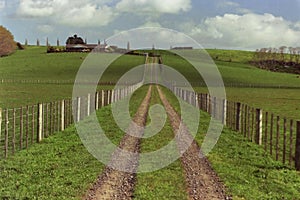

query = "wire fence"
[
  {"left": 0, "top": 83, "right": 142, "bottom": 159},
  {"left": 170, "top": 86, "right": 300, "bottom": 171}
]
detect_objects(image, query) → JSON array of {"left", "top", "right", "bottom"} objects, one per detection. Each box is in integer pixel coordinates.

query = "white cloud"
[
  {"left": 17, "top": 0, "right": 54, "bottom": 17},
  {"left": 59, "top": 5, "right": 116, "bottom": 27},
  {"left": 17, "top": 0, "right": 116, "bottom": 27},
  {"left": 110, "top": 27, "right": 196, "bottom": 50},
  {"left": 116, "top": 0, "right": 191, "bottom": 14},
  {"left": 186, "top": 13, "right": 300, "bottom": 49}
]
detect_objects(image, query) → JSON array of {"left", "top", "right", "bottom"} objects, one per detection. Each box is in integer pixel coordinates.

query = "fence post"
[
  {"left": 111, "top": 90, "right": 114, "bottom": 103},
  {"left": 236, "top": 102, "right": 241, "bottom": 131},
  {"left": 295, "top": 121, "right": 300, "bottom": 171},
  {"left": 101, "top": 90, "right": 105, "bottom": 107},
  {"left": 206, "top": 94, "right": 210, "bottom": 113},
  {"left": 76, "top": 97, "right": 81, "bottom": 122},
  {"left": 213, "top": 97, "right": 217, "bottom": 118},
  {"left": 61, "top": 100, "right": 65, "bottom": 131},
  {"left": 5, "top": 109, "right": 8, "bottom": 158},
  {"left": 37, "top": 103, "right": 43, "bottom": 143},
  {"left": 107, "top": 90, "right": 111, "bottom": 105},
  {"left": 255, "top": 108, "right": 263, "bottom": 145},
  {"left": 87, "top": 94, "right": 91, "bottom": 116},
  {"left": 195, "top": 92, "right": 199, "bottom": 108},
  {"left": 0, "top": 108, "right": 2, "bottom": 144},
  {"left": 222, "top": 99, "right": 227, "bottom": 125},
  {"left": 95, "top": 92, "right": 99, "bottom": 110}
]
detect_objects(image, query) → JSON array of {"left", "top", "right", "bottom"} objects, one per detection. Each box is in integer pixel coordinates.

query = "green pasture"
[
  {"left": 0, "top": 46, "right": 145, "bottom": 108},
  {"left": 1, "top": 85, "right": 299, "bottom": 199},
  {"left": 160, "top": 51, "right": 300, "bottom": 120},
  {"left": 161, "top": 86, "right": 300, "bottom": 200},
  {"left": 1, "top": 46, "right": 300, "bottom": 121}
]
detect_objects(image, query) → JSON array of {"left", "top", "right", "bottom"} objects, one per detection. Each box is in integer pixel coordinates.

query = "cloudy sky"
[{"left": 1, "top": 0, "right": 300, "bottom": 50}]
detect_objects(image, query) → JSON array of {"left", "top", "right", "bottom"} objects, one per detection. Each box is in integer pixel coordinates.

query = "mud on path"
[
  {"left": 84, "top": 86, "right": 152, "bottom": 200},
  {"left": 156, "top": 86, "right": 228, "bottom": 200}
]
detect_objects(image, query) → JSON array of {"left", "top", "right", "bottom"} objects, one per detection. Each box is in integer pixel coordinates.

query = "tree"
[
  {"left": 0, "top": 26, "right": 16, "bottom": 57},
  {"left": 279, "top": 46, "right": 287, "bottom": 62}
]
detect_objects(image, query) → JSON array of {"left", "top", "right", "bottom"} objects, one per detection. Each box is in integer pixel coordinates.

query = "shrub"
[{"left": 0, "top": 26, "right": 16, "bottom": 57}]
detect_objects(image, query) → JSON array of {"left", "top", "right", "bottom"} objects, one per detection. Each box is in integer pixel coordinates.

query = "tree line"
[{"left": 252, "top": 46, "right": 300, "bottom": 74}]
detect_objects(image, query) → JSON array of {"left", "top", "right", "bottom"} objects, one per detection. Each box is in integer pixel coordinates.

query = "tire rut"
[
  {"left": 156, "top": 85, "right": 228, "bottom": 200},
  {"left": 84, "top": 85, "right": 152, "bottom": 200}
]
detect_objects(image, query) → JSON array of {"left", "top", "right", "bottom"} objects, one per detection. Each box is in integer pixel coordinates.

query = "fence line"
[
  {"left": 2, "top": 83, "right": 300, "bottom": 170},
  {"left": 0, "top": 79, "right": 140, "bottom": 86},
  {"left": 170, "top": 86, "right": 300, "bottom": 171},
  {"left": 0, "top": 83, "right": 142, "bottom": 159}
]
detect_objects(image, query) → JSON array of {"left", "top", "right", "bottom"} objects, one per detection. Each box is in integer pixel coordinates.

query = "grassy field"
[
  {"left": 0, "top": 85, "right": 148, "bottom": 199},
  {"left": 1, "top": 47, "right": 299, "bottom": 125},
  {"left": 161, "top": 86, "right": 300, "bottom": 200},
  {"left": 1, "top": 85, "right": 299, "bottom": 199},
  {"left": 0, "top": 46, "right": 145, "bottom": 108},
  {"left": 160, "top": 51, "right": 300, "bottom": 120}
]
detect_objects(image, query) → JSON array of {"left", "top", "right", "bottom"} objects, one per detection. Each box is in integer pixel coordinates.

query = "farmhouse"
[
  {"left": 66, "top": 34, "right": 105, "bottom": 52},
  {"left": 65, "top": 34, "right": 131, "bottom": 53}
]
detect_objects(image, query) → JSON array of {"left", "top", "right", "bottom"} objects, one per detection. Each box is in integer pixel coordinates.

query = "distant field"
[
  {"left": 0, "top": 46, "right": 85, "bottom": 81},
  {"left": 1, "top": 47, "right": 300, "bottom": 121},
  {"left": 0, "top": 46, "right": 145, "bottom": 108},
  {"left": 161, "top": 51, "right": 300, "bottom": 120},
  {"left": 162, "top": 50, "right": 300, "bottom": 87}
]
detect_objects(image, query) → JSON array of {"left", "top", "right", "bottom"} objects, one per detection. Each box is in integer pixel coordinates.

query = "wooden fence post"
[
  {"left": 20, "top": 107, "right": 23, "bottom": 149},
  {"left": 95, "top": 92, "right": 99, "bottom": 110},
  {"left": 0, "top": 108, "right": 2, "bottom": 144},
  {"left": 236, "top": 102, "right": 241, "bottom": 131},
  {"left": 276, "top": 116, "right": 280, "bottom": 161},
  {"left": 87, "top": 94, "right": 91, "bottom": 116},
  {"left": 295, "top": 121, "right": 300, "bottom": 171},
  {"left": 30, "top": 106, "right": 35, "bottom": 142},
  {"left": 222, "top": 99, "right": 227, "bottom": 125},
  {"left": 101, "top": 90, "right": 105, "bottom": 107},
  {"left": 4, "top": 109, "right": 8, "bottom": 158},
  {"left": 37, "top": 103, "right": 43, "bottom": 143},
  {"left": 26, "top": 106, "right": 29, "bottom": 149},
  {"left": 283, "top": 118, "right": 287, "bottom": 164},
  {"left": 195, "top": 93, "right": 199, "bottom": 108},
  {"left": 111, "top": 90, "right": 114, "bottom": 104},
  {"left": 12, "top": 108, "right": 16, "bottom": 154},
  {"left": 61, "top": 100, "right": 65, "bottom": 131},
  {"left": 270, "top": 114, "right": 274, "bottom": 155},
  {"left": 76, "top": 97, "right": 81, "bottom": 122},
  {"left": 212, "top": 97, "right": 217, "bottom": 118},
  {"left": 255, "top": 108, "right": 263, "bottom": 145},
  {"left": 264, "top": 112, "right": 268, "bottom": 151},
  {"left": 290, "top": 120, "right": 294, "bottom": 166},
  {"left": 206, "top": 94, "right": 210, "bottom": 113},
  {"left": 107, "top": 90, "right": 111, "bottom": 105}
]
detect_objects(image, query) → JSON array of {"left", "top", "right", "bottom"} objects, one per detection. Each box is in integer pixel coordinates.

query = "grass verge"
[
  {"left": 0, "top": 86, "right": 149, "bottom": 199},
  {"left": 162, "top": 86, "right": 300, "bottom": 200}
]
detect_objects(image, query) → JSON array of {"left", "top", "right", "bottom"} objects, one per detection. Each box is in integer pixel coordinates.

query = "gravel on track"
[
  {"left": 157, "top": 86, "right": 229, "bottom": 200},
  {"left": 84, "top": 86, "right": 152, "bottom": 200}
]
